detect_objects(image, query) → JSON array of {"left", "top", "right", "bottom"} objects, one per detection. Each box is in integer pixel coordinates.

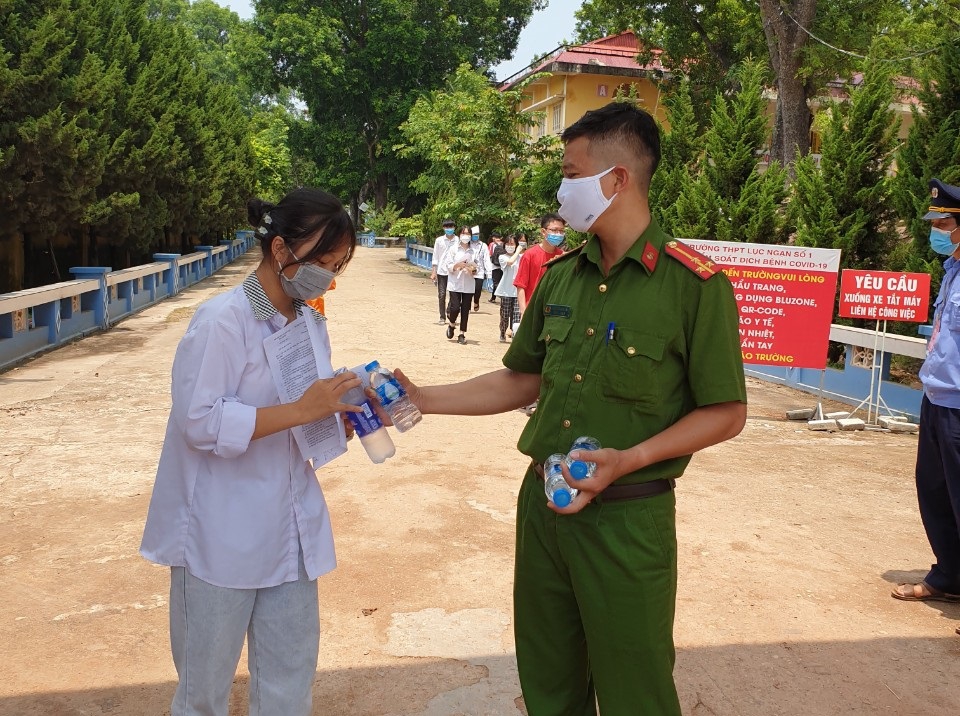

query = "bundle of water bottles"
[
  {"left": 543, "top": 437, "right": 601, "bottom": 507},
  {"left": 336, "top": 361, "right": 422, "bottom": 463}
]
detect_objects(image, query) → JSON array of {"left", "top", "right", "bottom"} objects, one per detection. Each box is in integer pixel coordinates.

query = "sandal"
[{"left": 891, "top": 582, "right": 960, "bottom": 602}]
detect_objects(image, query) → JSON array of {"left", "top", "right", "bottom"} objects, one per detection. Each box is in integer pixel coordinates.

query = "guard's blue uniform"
[{"left": 916, "top": 253, "right": 960, "bottom": 594}]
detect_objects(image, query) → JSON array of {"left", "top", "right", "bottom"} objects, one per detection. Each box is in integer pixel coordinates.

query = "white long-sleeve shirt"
[
  {"left": 495, "top": 250, "right": 523, "bottom": 298},
  {"left": 441, "top": 243, "right": 482, "bottom": 293},
  {"left": 140, "top": 273, "right": 336, "bottom": 589},
  {"left": 431, "top": 234, "right": 455, "bottom": 275}
]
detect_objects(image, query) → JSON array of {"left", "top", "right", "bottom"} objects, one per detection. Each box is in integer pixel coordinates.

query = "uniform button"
[
  {"left": 562, "top": 419, "right": 571, "bottom": 428},
  {"left": 586, "top": 327, "right": 595, "bottom": 336},
  {"left": 574, "top": 374, "right": 583, "bottom": 382},
  {"left": 545, "top": 334, "right": 551, "bottom": 342},
  {"left": 627, "top": 347, "right": 636, "bottom": 356},
  {"left": 599, "top": 284, "right": 608, "bottom": 293}
]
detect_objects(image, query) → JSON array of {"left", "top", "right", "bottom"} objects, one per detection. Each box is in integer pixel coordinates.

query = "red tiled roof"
[{"left": 500, "top": 31, "right": 663, "bottom": 89}]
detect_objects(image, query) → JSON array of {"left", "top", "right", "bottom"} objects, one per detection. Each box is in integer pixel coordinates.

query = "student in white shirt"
[
  {"left": 495, "top": 234, "right": 523, "bottom": 342},
  {"left": 430, "top": 218, "right": 457, "bottom": 324},
  {"left": 140, "top": 187, "right": 362, "bottom": 716},
  {"left": 440, "top": 227, "right": 479, "bottom": 344},
  {"left": 470, "top": 230, "right": 493, "bottom": 311}
]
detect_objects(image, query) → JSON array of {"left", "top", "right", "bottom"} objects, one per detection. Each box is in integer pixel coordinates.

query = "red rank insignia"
[
  {"left": 664, "top": 240, "right": 717, "bottom": 280},
  {"left": 641, "top": 241, "right": 659, "bottom": 273}
]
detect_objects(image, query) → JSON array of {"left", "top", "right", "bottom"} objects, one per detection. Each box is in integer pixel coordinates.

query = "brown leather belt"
[{"left": 531, "top": 461, "right": 675, "bottom": 502}]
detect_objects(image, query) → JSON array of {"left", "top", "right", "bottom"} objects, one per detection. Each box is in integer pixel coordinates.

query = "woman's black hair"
[
  {"left": 248, "top": 188, "right": 356, "bottom": 272},
  {"left": 457, "top": 226, "right": 472, "bottom": 237},
  {"left": 503, "top": 234, "right": 518, "bottom": 246}
]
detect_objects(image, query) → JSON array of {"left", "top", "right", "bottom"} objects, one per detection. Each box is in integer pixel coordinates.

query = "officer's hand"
[
  {"left": 547, "top": 448, "right": 628, "bottom": 515},
  {"left": 364, "top": 368, "right": 423, "bottom": 427}
]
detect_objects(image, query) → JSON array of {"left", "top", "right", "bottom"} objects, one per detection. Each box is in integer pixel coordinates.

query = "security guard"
[
  {"left": 389, "top": 103, "right": 747, "bottom": 714},
  {"left": 892, "top": 178, "right": 960, "bottom": 612}
]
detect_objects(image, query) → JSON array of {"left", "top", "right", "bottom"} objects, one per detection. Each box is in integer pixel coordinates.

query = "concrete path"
[{"left": 0, "top": 246, "right": 957, "bottom": 715}]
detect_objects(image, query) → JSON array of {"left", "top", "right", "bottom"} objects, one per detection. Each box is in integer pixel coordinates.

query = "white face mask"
[
  {"left": 556, "top": 167, "right": 617, "bottom": 232},
  {"left": 278, "top": 247, "right": 336, "bottom": 301},
  {"left": 505, "top": 245, "right": 516, "bottom": 254}
]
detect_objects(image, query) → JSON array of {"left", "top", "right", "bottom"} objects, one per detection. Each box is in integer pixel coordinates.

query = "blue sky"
[{"left": 221, "top": 0, "right": 582, "bottom": 81}]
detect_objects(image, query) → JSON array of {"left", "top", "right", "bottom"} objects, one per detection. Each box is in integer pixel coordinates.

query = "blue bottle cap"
[
  {"left": 552, "top": 489, "right": 572, "bottom": 508},
  {"left": 569, "top": 461, "right": 589, "bottom": 480},
  {"left": 364, "top": 360, "right": 380, "bottom": 372}
]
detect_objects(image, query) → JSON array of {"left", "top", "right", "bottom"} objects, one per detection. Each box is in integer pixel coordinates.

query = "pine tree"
[
  {"left": 891, "top": 39, "right": 960, "bottom": 282},
  {"left": 650, "top": 77, "right": 701, "bottom": 233},
  {"left": 667, "top": 59, "right": 788, "bottom": 242},
  {"left": 793, "top": 59, "right": 900, "bottom": 271}
]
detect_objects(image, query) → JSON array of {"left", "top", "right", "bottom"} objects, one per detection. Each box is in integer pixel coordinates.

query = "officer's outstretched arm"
[{"left": 382, "top": 368, "right": 541, "bottom": 418}]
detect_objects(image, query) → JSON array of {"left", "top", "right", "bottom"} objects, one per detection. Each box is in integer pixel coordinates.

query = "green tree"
[
  {"left": 891, "top": 38, "right": 960, "bottom": 285},
  {"left": 650, "top": 76, "right": 701, "bottom": 233},
  {"left": 793, "top": 59, "right": 900, "bottom": 272},
  {"left": 398, "top": 65, "right": 559, "bottom": 236},
  {"left": 667, "top": 60, "right": 789, "bottom": 243},
  {"left": 254, "top": 0, "right": 545, "bottom": 212}
]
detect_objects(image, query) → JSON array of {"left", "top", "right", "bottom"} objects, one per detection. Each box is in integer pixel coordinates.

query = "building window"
[
  {"left": 552, "top": 103, "right": 562, "bottom": 133},
  {"left": 538, "top": 114, "right": 546, "bottom": 137}
]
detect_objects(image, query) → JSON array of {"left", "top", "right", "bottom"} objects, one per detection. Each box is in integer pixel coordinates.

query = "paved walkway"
[{"left": 0, "top": 246, "right": 957, "bottom": 715}]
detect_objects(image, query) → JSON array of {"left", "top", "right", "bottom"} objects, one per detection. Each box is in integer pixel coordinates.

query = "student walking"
[
  {"left": 440, "top": 227, "right": 479, "bottom": 344},
  {"left": 495, "top": 234, "right": 522, "bottom": 342}
]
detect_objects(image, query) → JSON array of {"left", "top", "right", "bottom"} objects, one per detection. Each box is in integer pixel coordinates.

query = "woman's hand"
[{"left": 297, "top": 372, "right": 363, "bottom": 424}]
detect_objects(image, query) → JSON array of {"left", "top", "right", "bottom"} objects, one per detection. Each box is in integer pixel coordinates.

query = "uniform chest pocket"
[
  {"left": 539, "top": 317, "right": 574, "bottom": 385},
  {"left": 945, "top": 295, "right": 960, "bottom": 332},
  {"left": 598, "top": 328, "right": 665, "bottom": 406}
]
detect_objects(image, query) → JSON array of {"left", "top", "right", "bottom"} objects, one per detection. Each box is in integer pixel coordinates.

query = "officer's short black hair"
[{"left": 560, "top": 103, "right": 661, "bottom": 189}]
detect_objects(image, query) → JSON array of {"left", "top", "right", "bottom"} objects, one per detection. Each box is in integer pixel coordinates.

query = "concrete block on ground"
[
  {"left": 807, "top": 419, "right": 838, "bottom": 431},
  {"left": 878, "top": 415, "right": 909, "bottom": 429},
  {"left": 887, "top": 421, "right": 919, "bottom": 434},
  {"left": 825, "top": 411, "right": 850, "bottom": 420},
  {"left": 837, "top": 418, "right": 866, "bottom": 431},
  {"left": 786, "top": 408, "right": 816, "bottom": 420}
]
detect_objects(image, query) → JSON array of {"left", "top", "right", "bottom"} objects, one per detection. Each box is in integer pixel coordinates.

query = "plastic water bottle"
[
  {"left": 366, "top": 360, "right": 422, "bottom": 432},
  {"left": 337, "top": 368, "right": 396, "bottom": 463},
  {"left": 566, "top": 436, "right": 601, "bottom": 479},
  {"left": 543, "top": 453, "right": 577, "bottom": 507}
]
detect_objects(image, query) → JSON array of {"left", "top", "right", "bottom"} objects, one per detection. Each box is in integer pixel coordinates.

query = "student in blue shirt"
[{"left": 892, "top": 178, "right": 960, "bottom": 625}]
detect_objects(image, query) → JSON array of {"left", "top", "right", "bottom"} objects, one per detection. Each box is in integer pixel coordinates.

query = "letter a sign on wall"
[{"left": 838, "top": 270, "right": 931, "bottom": 323}]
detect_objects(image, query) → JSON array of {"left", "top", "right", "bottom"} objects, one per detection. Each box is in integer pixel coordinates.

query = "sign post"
[{"left": 838, "top": 270, "right": 931, "bottom": 423}]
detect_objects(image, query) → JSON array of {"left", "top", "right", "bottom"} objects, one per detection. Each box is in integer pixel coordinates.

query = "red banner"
[
  {"left": 838, "top": 270, "right": 931, "bottom": 323},
  {"left": 686, "top": 241, "right": 841, "bottom": 370}
]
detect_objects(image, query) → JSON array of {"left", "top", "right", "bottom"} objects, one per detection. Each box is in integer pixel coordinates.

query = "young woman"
[
  {"left": 495, "top": 234, "right": 523, "bottom": 342},
  {"left": 440, "top": 226, "right": 479, "bottom": 344},
  {"left": 140, "top": 187, "right": 361, "bottom": 716}
]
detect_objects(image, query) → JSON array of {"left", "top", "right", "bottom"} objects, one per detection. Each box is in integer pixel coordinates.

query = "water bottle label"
[
  {"left": 346, "top": 401, "right": 384, "bottom": 437},
  {"left": 374, "top": 377, "right": 406, "bottom": 407}
]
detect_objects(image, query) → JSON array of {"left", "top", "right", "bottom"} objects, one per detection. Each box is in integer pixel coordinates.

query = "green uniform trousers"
[{"left": 514, "top": 468, "right": 681, "bottom": 716}]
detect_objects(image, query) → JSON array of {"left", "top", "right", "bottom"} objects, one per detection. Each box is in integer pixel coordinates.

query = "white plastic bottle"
[
  {"left": 366, "top": 360, "right": 422, "bottom": 432},
  {"left": 566, "top": 436, "right": 601, "bottom": 479},
  {"left": 543, "top": 453, "right": 577, "bottom": 507},
  {"left": 337, "top": 368, "right": 396, "bottom": 463}
]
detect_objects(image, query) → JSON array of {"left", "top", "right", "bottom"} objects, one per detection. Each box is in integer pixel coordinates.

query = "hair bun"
[{"left": 247, "top": 198, "right": 277, "bottom": 228}]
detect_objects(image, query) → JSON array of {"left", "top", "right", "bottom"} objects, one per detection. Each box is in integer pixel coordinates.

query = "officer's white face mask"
[{"left": 556, "top": 167, "right": 617, "bottom": 233}]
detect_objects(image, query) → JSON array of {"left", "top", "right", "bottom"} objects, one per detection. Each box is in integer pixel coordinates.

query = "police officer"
[
  {"left": 892, "top": 178, "right": 960, "bottom": 614},
  {"left": 385, "top": 103, "right": 747, "bottom": 714}
]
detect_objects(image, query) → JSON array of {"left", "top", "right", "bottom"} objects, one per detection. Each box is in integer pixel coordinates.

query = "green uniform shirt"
[{"left": 503, "top": 219, "right": 747, "bottom": 484}]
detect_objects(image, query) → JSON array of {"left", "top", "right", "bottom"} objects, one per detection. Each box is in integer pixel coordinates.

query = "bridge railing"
[{"left": 0, "top": 232, "right": 256, "bottom": 372}]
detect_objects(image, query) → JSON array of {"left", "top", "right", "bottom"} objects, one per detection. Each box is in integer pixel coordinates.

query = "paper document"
[{"left": 262, "top": 313, "right": 347, "bottom": 467}]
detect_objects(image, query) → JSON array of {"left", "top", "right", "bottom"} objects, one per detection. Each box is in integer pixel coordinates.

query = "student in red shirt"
[{"left": 513, "top": 213, "right": 567, "bottom": 316}]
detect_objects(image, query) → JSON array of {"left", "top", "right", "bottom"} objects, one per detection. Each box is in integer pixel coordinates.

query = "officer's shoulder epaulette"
[
  {"left": 664, "top": 240, "right": 718, "bottom": 280},
  {"left": 544, "top": 242, "right": 585, "bottom": 268}
]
